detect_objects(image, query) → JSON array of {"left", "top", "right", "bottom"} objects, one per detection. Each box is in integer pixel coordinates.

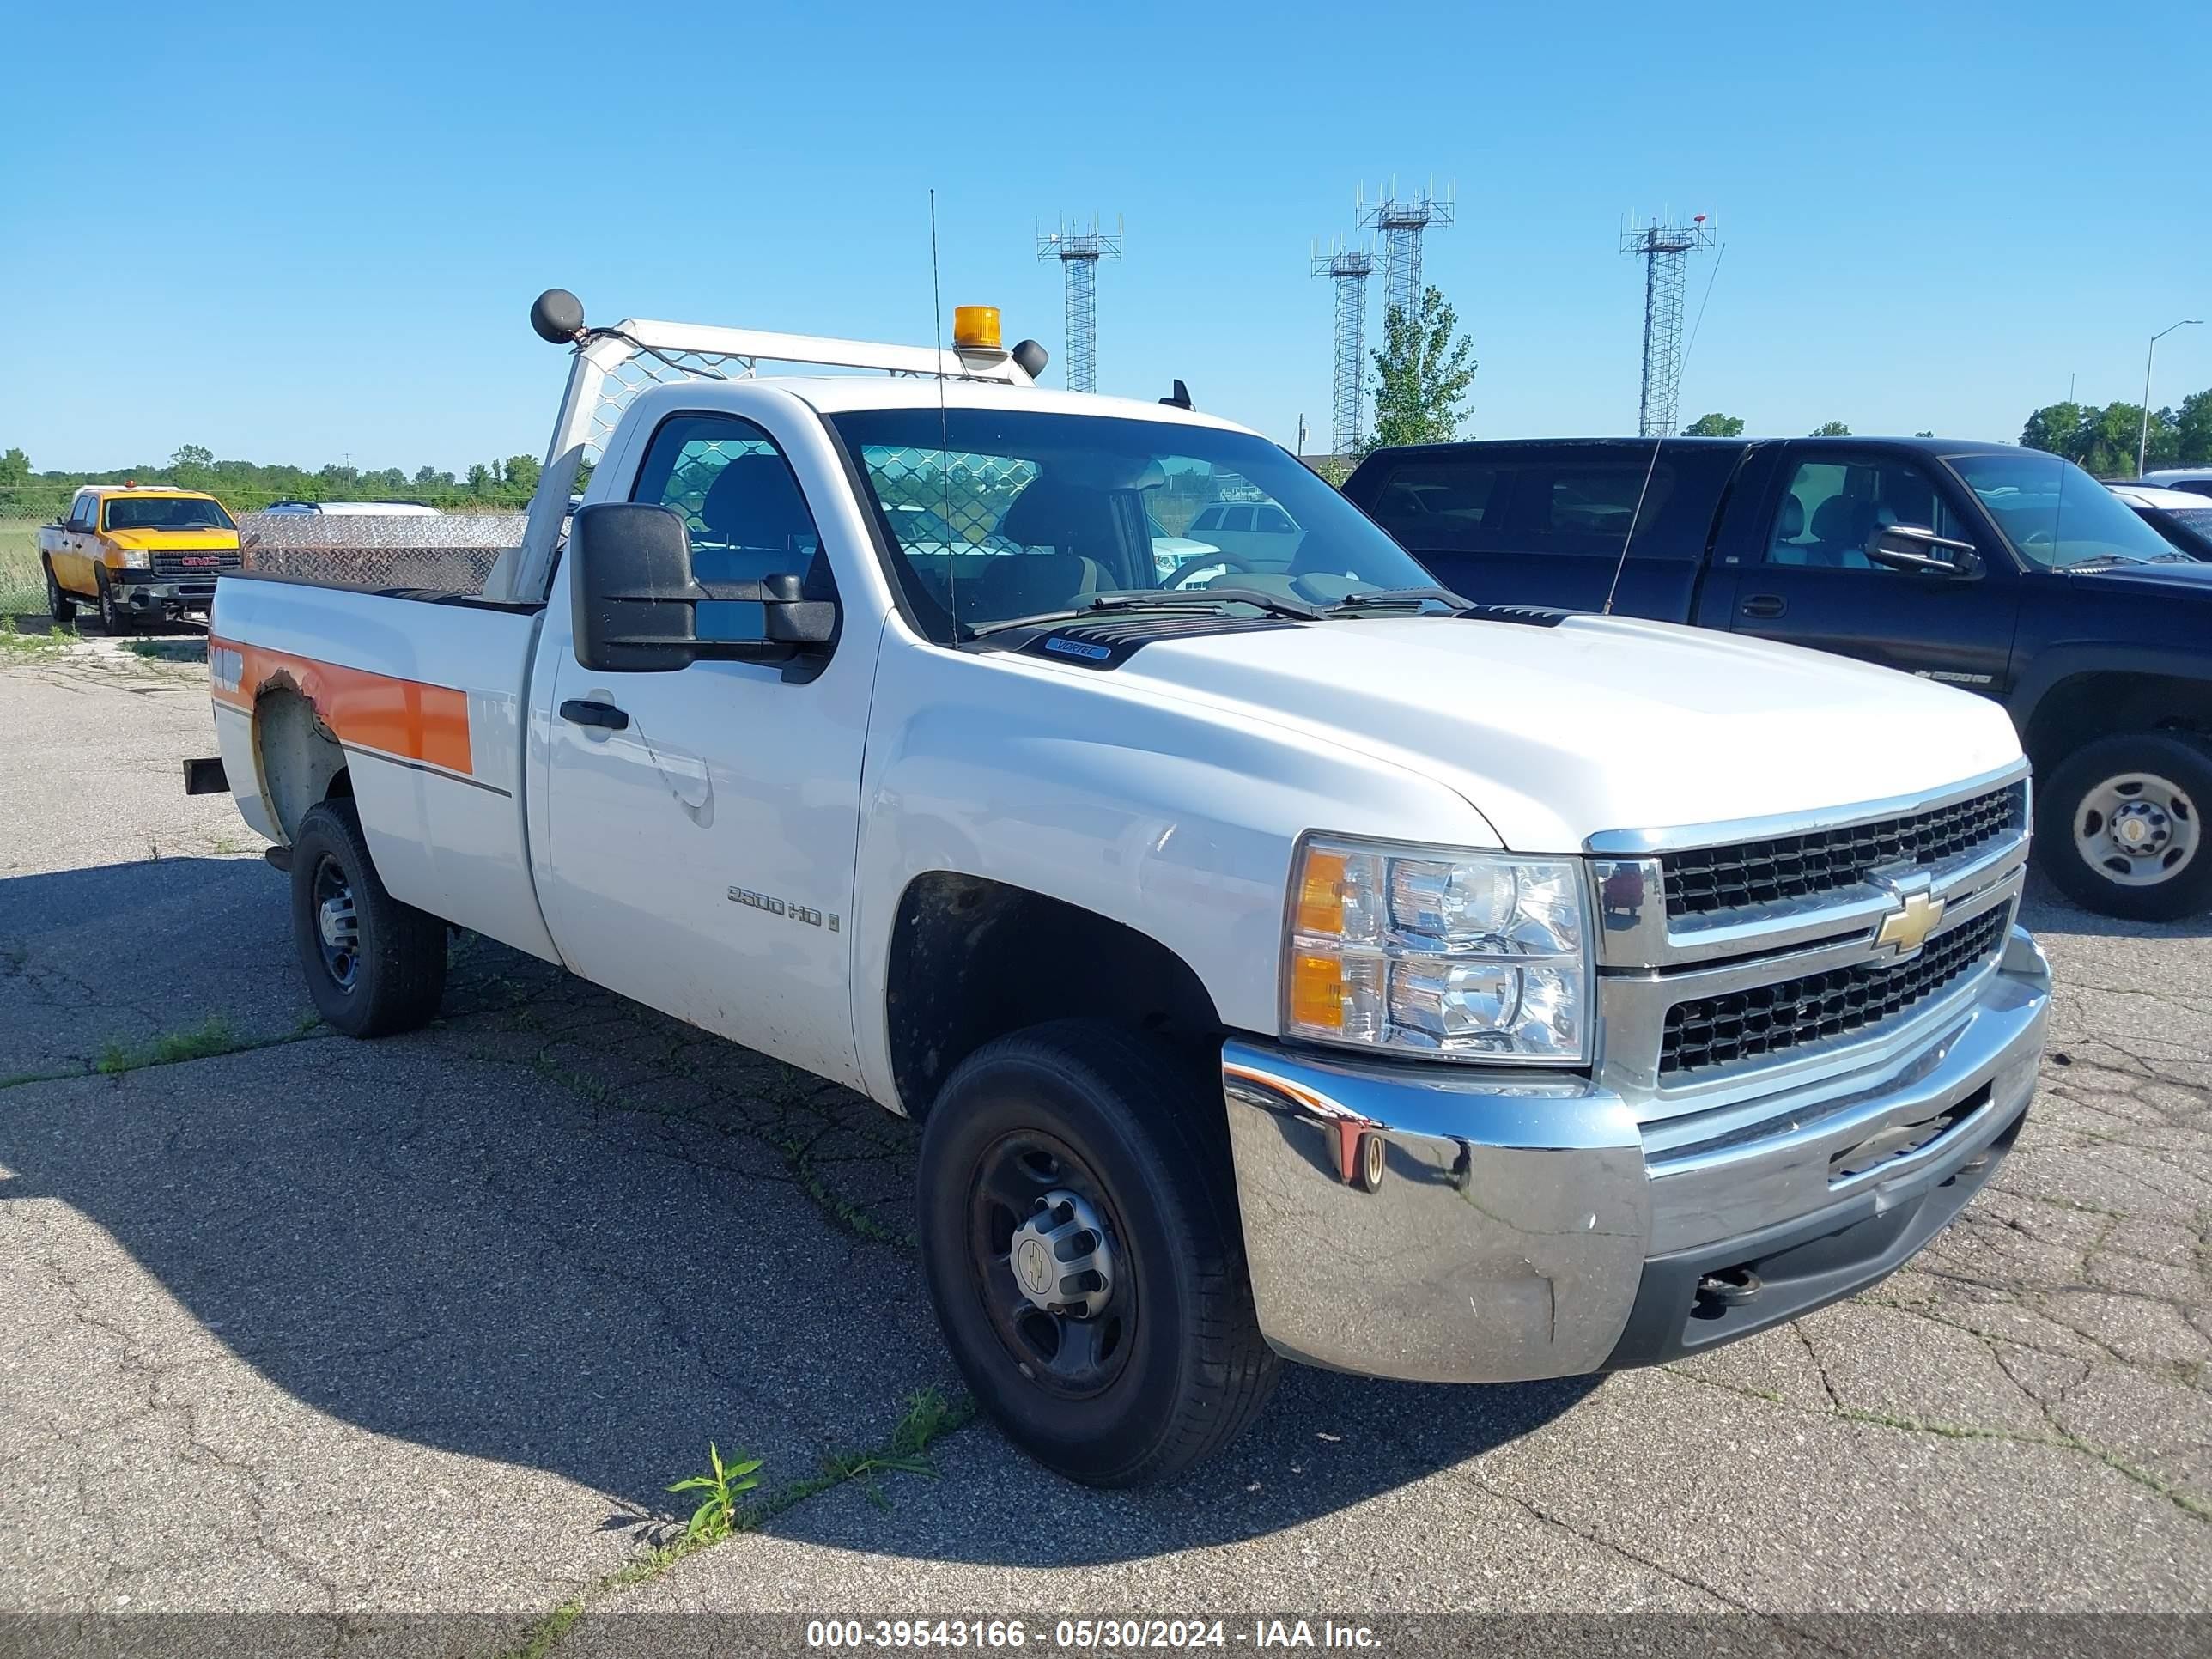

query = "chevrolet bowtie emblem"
[{"left": 1876, "top": 890, "right": 1946, "bottom": 955}]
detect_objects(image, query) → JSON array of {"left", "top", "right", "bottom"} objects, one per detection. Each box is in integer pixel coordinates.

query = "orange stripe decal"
[{"left": 209, "top": 638, "right": 472, "bottom": 777}]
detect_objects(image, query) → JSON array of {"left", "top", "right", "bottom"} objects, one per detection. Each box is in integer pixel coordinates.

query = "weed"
[
  {"left": 665, "top": 1442, "right": 763, "bottom": 1544},
  {"left": 0, "top": 617, "right": 66, "bottom": 660},
  {"left": 96, "top": 1017, "right": 246, "bottom": 1075}
]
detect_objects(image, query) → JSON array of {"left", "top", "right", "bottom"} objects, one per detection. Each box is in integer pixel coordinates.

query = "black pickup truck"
[{"left": 1343, "top": 436, "right": 2212, "bottom": 921}]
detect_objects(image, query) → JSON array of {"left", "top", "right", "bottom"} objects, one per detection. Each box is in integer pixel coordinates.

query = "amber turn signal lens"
[
  {"left": 952, "top": 306, "right": 1002, "bottom": 350},
  {"left": 1289, "top": 953, "right": 1346, "bottom": 1033},
  {"left": 1296, "top": 848, "right": 1347, "bottom": 937}
]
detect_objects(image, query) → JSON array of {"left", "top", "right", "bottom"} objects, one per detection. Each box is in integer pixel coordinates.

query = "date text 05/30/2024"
[{"left": 804, "top": 1620, "right": 1382, "bottom": 1650}]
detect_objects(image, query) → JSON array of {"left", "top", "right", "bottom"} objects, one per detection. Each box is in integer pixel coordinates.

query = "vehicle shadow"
[{"left": 0, "top": 857, "right": 1593, "bottom": 1564}]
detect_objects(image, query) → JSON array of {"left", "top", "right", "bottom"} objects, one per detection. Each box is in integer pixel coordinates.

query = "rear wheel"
[
  {"left": 42, "top": 559, "right": 76, "bottom": 625},
  {"left": 94, "top": 569, "right": 131, "bottom": 635},
  {"left": 917, "top": 1020, "right": 1278, "bottom": 1486},
  {"left": 2039, "top": 732, "right": 2212, "bottom": 921},
  {"left": 289, "top": 799, "right": 448, "bottom": 1036}
]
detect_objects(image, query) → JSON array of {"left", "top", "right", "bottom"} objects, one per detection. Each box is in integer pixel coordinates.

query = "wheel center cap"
[
  {"left": 319, "top": 896, "right": 354, "bottom": 948},
  {"left": 2111, "top": 802, "right": 2168, "bottom": 854},
  {"left": 1006, "top": 1188, "right": 1116, "bottom": 1317},
  {"left": 1015, "top": 1238, "right": 1054, "bottom": 1297}
]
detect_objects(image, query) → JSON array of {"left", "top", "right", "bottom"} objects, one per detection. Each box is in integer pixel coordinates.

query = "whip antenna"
[
  {"left": 1600, "top": 437, "right": 1664, "bottom": 617},
  {"left": 929, "top": 191, "right": 959, "bottom": 641}
]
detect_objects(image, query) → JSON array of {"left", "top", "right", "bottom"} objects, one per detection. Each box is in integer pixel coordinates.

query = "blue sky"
[{"left": 4, "top": 0, "right": 2206, "bottom": 473}]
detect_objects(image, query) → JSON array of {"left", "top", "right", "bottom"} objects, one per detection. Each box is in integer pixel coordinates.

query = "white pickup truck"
[{"left": 200, "top": 290, "right": 2051, "bottom": 1485}]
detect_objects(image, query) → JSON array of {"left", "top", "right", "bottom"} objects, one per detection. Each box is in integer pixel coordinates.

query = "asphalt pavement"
[{"left": 1, "top": 629, "right": 2207, "bottom": 1654}]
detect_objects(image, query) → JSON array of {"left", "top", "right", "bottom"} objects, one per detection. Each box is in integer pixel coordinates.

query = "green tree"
[
  {"left": 0, "top": 447, "right": 28, "bottom": 488},
  {"left": 2175, "top": 389, "right": 2212, "bottom": 465},
  {"left": 1681, "top": 412, "right": 1744, "bottom": 437},
  {"left": 1808, "top": 421, "right": 1851, "bottom": 437},
  {"left": 2021, "top": 402, "right": 2088, "bottom": 462},
  {"left": 465, "top": 462, "right": 491, "bottom": 493},
  {"left": 1364, "top": 286, "right": 1477, "bottom": 453},
  {"left": 171, "top": 443, "right": 214, "bottom": 470},
  {"left": 504, "top": 454, "right": 541, "bottom": 493}
]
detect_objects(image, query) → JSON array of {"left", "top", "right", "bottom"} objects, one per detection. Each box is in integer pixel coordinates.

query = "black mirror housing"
[
  {"left": 572, "top": 502, "right": 702, "bottom": 673},
  {"left": 570, "top": 502, "right": 839, "bottom": 672}
]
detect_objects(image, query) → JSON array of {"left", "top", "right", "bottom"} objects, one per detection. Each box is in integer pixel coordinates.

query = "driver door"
[
  {"left": 1725, "top": 449, "right": 2021, "bottom": 696},
  {"left": 535, "top": 401, "right": 873, "bottom": 1091}
]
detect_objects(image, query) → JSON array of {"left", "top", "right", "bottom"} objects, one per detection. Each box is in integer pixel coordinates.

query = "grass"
[
  {"left": 124, "top": 637, "right": 207, "bottom": 665},
  {"left": 96, "top": 1016, "right": 248, "bottom": 1074},
  {"left": 1, "top": 520, "right": 44, "bottom": 615},
  {"left": 0, "top": 617, "right": 71, "bottom": 659}
]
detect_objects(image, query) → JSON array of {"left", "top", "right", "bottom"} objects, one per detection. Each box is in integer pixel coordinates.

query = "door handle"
[
  {"left": 559, "top": 698, "right": 629, "bottom": 732},
  {"left": 1741, "top": 593, "right": 1787, "bottom": 619}
]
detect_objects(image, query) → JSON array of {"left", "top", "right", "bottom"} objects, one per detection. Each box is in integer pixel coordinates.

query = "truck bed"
[{"left": 208, "top": 573, "right": 559, "bottom": 964}]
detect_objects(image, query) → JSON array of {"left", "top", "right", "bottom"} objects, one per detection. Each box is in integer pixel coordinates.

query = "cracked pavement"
[{"left": 2, "top": 637, "right": 2208, "bottom": 1645}]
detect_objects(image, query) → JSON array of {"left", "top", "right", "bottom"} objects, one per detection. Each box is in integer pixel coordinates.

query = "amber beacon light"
[{"left": 952, "top": 306, "right": 1003, "bottom": 350}]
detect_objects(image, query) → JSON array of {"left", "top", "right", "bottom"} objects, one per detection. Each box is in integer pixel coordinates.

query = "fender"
[
  {"left": 848, "top": 629, "right": 1487, "bottom": 1112},
  {"left": 2006, "top": 642, "right": 2212, "bottom": 738}
]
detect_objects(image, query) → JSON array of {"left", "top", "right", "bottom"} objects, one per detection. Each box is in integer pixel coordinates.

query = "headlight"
[
  {"left": 1285, "top": 836, "right": 1590, "bottom": 1064},
  {"left": 116, "top": 549, "right": 150, "bottom": 569}
]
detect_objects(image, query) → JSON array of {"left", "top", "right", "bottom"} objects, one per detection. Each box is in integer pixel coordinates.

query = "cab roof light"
[{"left": 953, "top": 306, "right": 1002, "bottom": 351}]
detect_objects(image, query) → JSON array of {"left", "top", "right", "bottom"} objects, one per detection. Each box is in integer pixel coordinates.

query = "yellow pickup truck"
[{"left": 40, "top": 484, "right": 243, "bottom": 633}]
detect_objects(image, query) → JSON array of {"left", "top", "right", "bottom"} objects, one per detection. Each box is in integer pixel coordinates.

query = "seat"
[
  {"left": 971, "top": 550, "right": 1105, "bottom": 619},
  {"left": 694, "top": 453, "right": 819, "bottom": 582},
  {"left": 1808, "top": 495, "right": 1879, "bottom": 568},
  {"left": 1765, "top": 495, "right": 1809, "bottom": 564}
]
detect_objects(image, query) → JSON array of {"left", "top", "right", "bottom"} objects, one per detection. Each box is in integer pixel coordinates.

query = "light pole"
[{"left": 2141, "top": 319, "right": 2202, "bottom": 477}]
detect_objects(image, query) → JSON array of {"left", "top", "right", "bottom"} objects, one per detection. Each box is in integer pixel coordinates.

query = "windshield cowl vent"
[{"left": 1009, "top": 614, "right": 1297, "bottom": 670}]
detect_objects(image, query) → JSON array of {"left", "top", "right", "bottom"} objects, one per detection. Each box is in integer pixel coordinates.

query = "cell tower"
[
  {"left": 1620, "top": 214, "right": 1714, "bottom": 438},
  {"left": 1312, "top": 238, "right": 1376, "bottom": 461},
  {"left": 1357, "top": 181, "right": 1455, "bottom": 322},
  {"left": 1036, "top": 217, "right": 1123, "bottom": 393}
]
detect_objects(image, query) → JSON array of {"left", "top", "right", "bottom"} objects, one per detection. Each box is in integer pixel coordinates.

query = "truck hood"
[
  {"left": 2059, "top": 559, "right": 2212, "bottom": 594},
  {"left": 1105, "top": 612, "right": 2024, "bottom": 851},
  {"left": 105, "top": 528, "right": 240, "bottom": 551}
]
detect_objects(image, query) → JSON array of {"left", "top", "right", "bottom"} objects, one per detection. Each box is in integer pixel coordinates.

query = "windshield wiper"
[
  {"left": 2057, "top": 554, "right": 2148, "bottom": 571},
  {"left": 963, "top": 586, "right": 1324, "bottom": 641},
  {"left": 1321, "top": 586, "right": 1476, "bottom": 616}
]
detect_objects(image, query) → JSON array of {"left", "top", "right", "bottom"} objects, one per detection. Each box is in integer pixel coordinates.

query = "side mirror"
[
  {"left": 570, "top": 502, "right": 836, "bottom": 673},
  {"left": 1866, "top": 524, "right": 1983, "bottom": 580}
]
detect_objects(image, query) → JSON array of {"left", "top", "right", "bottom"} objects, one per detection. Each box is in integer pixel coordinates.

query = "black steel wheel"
[
  {"left": 42, "top": 559, "right": 76, "bottom": 625},
  {"left": 289, "top": 798, "right": 448, "bottom": 1037},
  {"left": 918, "top": 1020, "right": 1278, "bottom": 1486},
  {"left": 967, "top": 1129, "right": 1137, "bottom": 1400},
  {"left": 94, "top": 569, "right": 131, "bottom": 635}
]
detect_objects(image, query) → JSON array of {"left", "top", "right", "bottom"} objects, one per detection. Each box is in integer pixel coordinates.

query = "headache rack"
[{"left": 501, "top": 291, "right": 1044, "bottom": 605}]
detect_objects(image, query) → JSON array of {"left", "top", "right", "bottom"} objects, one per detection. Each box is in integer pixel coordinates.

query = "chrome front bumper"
[{"left": 1221, "top": 926, "right": 2051, "bottom": 1383}]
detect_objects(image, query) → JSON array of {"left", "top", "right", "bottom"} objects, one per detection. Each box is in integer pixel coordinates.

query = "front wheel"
[
  {"left": 42, "top": 559, "right": 76, "bottom": 625},
  {"left": 289, "top": 799, "right": 448, "bottom": 1036},
  {"left": 917, "top": 1021, "right": 1279, "bottom": 1486},
  {"left": 94, "top": 569, "right": 131, "bottom": 635},
  {"left": 2038, "top": 732, "right": 2212, "bottom": 921}
]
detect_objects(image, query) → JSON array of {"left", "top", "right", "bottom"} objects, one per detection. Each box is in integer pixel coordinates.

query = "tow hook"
[{"left": 1694, "top": 1266, "right": 1762, "bottom": 1315}]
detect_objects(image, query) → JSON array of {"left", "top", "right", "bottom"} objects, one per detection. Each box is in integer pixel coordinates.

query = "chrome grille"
[
  {"left": 1661, "top": 782, "right": 2025, "bottom": 921},
  {"left": 1659, "top": 903, "right": 2011, "bottom": 1079}
]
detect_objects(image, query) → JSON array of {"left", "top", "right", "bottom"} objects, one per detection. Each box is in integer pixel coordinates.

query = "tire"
[
  {"left": 94, "top": 568, "right": 131, "bottom": 635},
  {"left": 917, "top": 1019, "right": 1279, "bottom": 1486},
  {"left": 2038, "top": 732, "right": 2212, "bottom": 922},
  {"left": 42, "top": 558, "right": 76, "bottom": 625},
  {"left": 289, "top": 798, "right": 448, "bottom": 1036}
]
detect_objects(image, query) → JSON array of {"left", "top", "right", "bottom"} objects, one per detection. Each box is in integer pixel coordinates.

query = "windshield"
[
  {"left": 101, "top": 495, "right": 235, "bottom": 532},
  {"left": 828, "top": 408, "right": 1435, "bottom": 638},
  {"left": 1945, "top": 453, "right": 2176, "bottom": 569}
]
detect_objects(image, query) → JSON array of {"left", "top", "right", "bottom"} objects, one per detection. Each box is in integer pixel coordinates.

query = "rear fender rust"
[{"left": 252, "top": 678, "right": 346, "bottom": 844}]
